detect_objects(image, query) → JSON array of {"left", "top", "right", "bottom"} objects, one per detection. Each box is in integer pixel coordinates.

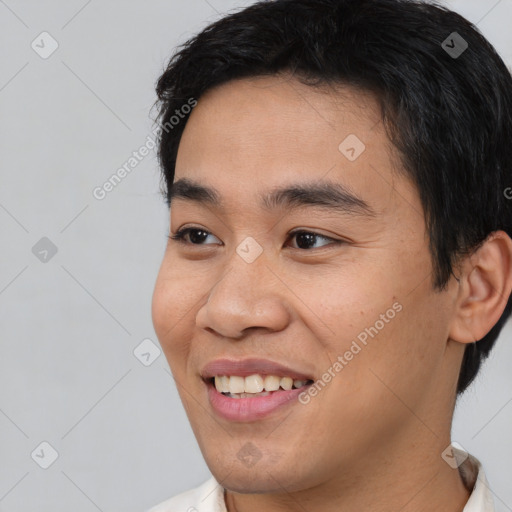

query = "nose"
[{"left": 195, "top": 247, "right": 292, "bottom": 339}]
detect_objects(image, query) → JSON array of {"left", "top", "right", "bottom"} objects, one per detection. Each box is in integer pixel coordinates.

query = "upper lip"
[{"left": 201, "top": 358, "right": 315, "bottom": 381}]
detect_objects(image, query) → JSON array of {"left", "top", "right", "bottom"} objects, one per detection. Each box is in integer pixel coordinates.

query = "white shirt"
[{"left": 146, "top": 452, "right": 494, "bottom": 512}]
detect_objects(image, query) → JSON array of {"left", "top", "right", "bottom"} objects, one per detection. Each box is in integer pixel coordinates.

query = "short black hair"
[{"left": 154, "top": 0, "right": 512, "bottom": 395}]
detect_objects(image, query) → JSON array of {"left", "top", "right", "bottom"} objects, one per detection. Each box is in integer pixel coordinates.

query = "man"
[{"left": 148, "top": 0, "right": 512, "bottom": 510}]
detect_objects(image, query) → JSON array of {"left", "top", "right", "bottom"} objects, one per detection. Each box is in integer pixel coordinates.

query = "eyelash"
[{"left": 168, "top": 227, "right": 343, "bottom": 250}]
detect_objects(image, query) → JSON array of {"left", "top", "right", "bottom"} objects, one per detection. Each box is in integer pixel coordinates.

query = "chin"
[
  {"left": 206, "top": 453, "right": 314, "bottom": 495},
  {"left": 215, "top": 471, "right": 289, "bottom": 494}
]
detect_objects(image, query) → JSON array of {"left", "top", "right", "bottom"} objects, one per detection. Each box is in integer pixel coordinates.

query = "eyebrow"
[{"left": 168, "top": 177, "right": 376, "bottom": 217}]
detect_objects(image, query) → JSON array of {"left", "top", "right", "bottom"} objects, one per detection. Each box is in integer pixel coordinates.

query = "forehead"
[
  {"left": 178, "top": 74, "right": 383, "bottom": 161},
  {"left": 174, "top": 75, "right": 411, "bottom": 217}
]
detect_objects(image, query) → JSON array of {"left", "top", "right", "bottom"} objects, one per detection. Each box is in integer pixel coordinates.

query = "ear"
[{"left": 449, "top": 231, "right": 512, "bottom": 344}]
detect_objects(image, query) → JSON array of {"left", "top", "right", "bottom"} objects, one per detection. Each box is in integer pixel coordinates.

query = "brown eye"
[
  {"left": 287, "top": 230, "right": 341, "bottom": 250},
  {"left": 169, "top": 228, "right": 221, "bottom": 245}
]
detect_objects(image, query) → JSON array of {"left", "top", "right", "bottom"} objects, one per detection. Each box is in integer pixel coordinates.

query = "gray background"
[{"left": 0, "top": 1, "right": 511, "bottom": 511}]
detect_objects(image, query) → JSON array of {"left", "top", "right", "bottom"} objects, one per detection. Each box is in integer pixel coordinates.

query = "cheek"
[
  {"left": 309, "top": 264, "right": 397, "bottom": 339},
  {"left": 313, "top": 246, "right": 444, "bottom": 391},
  {"left": 151, "top": 273, "right": 177, "bottom": 344},
  {"left": 348, "top": 285, "right": 452, "bottom": 413},
  {"left": 152, "top": 254, "right": 202, "bottom": 326},
  {"left": 151, "top": 261, "right": 199, "bottom": 362}
]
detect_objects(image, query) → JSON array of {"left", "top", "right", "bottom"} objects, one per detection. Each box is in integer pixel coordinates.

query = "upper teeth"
[{"left": 214, "top": 374, "right": 309, "bottom": 394}]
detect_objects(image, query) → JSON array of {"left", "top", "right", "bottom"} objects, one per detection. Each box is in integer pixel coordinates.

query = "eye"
[
  {"left": 286, "top": 229, "right": 339, "bottom": 250},
  {"left": 169, "top": 227, "right": 221, "bottom": 245},
  {"left": 169, "top": 227, "right": 341, "bottom": 250}
]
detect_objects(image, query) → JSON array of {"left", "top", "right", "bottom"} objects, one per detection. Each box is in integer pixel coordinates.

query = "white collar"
[{"left": 458, "top": 450, "right": 495, "bottom": 511}]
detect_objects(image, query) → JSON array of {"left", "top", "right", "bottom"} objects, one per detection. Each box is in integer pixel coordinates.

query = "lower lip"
[{"left": 206, "top": 380, "right": 310, "bottom": 422}]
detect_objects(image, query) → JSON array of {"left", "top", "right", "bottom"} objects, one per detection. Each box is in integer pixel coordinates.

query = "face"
[{"left": 151, "top": 75, "right": 460, "bottom": 493}]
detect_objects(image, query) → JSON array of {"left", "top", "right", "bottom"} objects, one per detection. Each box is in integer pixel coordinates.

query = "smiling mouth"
[{"left": 208, "top": 375, "right": 315, "bottom": 398}]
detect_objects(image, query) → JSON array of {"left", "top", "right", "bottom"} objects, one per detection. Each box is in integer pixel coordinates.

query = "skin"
[{"left": 151, "top": 74, "right": 512, "bottom": 512}]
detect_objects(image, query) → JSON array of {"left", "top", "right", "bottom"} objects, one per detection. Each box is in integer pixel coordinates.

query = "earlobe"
[{"left": 449, "top": 231, "right": 512, "bottom": 344}]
